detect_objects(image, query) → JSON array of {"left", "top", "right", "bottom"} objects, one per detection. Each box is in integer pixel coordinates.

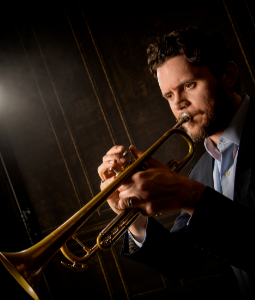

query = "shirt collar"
[{"left": 204, "top": 94, "right": 250, "bottom": 158}]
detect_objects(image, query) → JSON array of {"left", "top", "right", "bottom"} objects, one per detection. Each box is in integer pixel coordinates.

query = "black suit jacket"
[{"left": 121, "top": 96, "right": 255, "bottom": 288}]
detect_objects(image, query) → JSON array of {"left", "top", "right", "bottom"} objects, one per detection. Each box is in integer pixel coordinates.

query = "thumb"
[{"left": 129, "top": 145, "right": 144, "bottom": 158}]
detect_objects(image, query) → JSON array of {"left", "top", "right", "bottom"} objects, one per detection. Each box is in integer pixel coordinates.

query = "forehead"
[{"left": 157, "top": 55, "right": 197, "bottom": 89}]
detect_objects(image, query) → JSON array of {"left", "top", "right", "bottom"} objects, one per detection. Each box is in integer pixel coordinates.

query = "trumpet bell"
[{"left": 0, "top": 251, "right": 41, "bottom": 300}]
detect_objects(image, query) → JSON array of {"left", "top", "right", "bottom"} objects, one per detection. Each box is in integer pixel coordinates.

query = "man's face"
[{"left": 157, "top": 54, "right": 231, "bottom": 142}]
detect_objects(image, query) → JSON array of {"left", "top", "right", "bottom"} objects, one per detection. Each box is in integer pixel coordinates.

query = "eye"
[
  {"left": 166, "top": 93, "right": 173, "bottom": 100},
  {"left": 184, "top": 82, "right": 195, "bottom": 89}
]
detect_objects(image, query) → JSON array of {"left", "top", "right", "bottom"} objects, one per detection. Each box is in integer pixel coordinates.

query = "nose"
[{"left": 172, "top": 93, "right": 190, "bottom": 111}]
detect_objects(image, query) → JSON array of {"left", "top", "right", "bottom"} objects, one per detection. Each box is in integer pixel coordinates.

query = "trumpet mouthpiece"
[
  {"left": 173, "top": 113, "right": 191, "bottom": 129},
  {"left": 180, "top": 113, "right": 191, "bottom": 122}
]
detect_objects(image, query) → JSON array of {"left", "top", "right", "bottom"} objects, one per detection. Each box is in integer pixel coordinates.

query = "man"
[{"left": 98, "top": 26, "right": 255, "bottom": 298}]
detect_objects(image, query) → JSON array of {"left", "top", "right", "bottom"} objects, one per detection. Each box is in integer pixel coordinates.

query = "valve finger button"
[
  {"left": 123, "top": 150, "right": 131, "bottom": 160},
  {"left": 123, "top": 150, "right": 136, "bottom": 163},
  {"left": 109, "top": 167, "right": 122, "bottom": 177}
]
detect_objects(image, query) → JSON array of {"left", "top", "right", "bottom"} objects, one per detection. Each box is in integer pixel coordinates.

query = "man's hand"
[
  {"left": 117, "top": 145, "right": 206, "bottom": 217},
  {"left": 98, "top": 145, "right": 126, "bottom": 214},
  {"left": 98, "top": 144, "right": 206, "bottom": 243},
  {"left": 98, "top": 145, "right": 147, "bottom": 242}
]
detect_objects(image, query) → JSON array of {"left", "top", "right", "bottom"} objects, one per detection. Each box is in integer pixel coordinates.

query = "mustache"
[{"left": 177, "top": 109, "right": 203, "bottom": 122}]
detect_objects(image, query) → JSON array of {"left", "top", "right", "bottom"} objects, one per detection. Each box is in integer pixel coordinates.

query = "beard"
[{"left": 181, "top": 80, "right": 233, "bottom": 143}]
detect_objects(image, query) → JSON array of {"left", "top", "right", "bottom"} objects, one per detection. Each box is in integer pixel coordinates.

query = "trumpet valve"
[
  {"left": 123, "top": 150, "right": 136, "bottom": 163},
  {"left": 109, "top": 150, "right": 137, "bottom": 176},
  {"left": 109, "top": 167, "right": 122, "bottom": 177}
]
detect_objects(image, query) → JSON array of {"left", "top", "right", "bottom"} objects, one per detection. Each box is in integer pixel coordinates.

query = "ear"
[{"left": 222, "top": 61, "right": 238, "bottom": 92}]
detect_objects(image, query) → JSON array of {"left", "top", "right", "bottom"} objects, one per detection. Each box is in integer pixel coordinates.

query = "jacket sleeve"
[
  {"left": 121, "top": 185, "right": 255, "bottom": 278},
  {"left": 120, "top": 152, "right": 212, "bottom": 279},
  {"left": 182, "top": 186, "right": 255, "bottom": 273},
  {"left": 121, "top": 209, "right": 206, "bottom": 279}
]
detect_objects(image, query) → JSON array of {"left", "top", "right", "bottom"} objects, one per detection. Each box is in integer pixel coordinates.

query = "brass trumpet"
[{"left": 0, "top": 113, "right": 194, "bottom": 300}]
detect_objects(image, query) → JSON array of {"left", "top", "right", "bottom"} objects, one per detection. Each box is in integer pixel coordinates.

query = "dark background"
[{"left": 0, "top": 0, "right": 255, "bottom": 299}]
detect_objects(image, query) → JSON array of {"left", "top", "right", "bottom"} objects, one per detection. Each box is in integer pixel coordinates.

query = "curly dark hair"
[{"left": 147, "top": 26, "right": 240, "bottom": 94}]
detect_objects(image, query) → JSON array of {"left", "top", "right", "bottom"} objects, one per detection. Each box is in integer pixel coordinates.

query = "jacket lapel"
[
  {"left": 234, "top": 96, "right": 255, "bottom": 210},
  {"left": 188, "top": 151, "right": 214, "bottom": 189}
]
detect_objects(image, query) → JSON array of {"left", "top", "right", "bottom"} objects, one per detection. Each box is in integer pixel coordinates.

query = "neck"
[{"left": 209, "top": 93, "right": 243, "bottom": 145}]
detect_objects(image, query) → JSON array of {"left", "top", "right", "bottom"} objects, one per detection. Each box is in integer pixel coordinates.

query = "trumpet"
[{"left": 0, "top": 113, "right": 194, "bottom": 300}]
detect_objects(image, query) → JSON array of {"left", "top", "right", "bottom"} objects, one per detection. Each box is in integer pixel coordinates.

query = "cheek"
[
  {"left": 169, "top": 103, "right": 177, "bottom": 117},
  {"left": 193, "top": 85, "right": 214, "bottom": 109},
  {"left": 201, "top": 78, "right": 218, "bottom": 99}
]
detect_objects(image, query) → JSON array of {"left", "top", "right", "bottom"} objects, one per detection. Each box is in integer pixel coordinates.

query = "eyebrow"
[{"left": 162, "top": 78, "right": 196, "bottom": 98}]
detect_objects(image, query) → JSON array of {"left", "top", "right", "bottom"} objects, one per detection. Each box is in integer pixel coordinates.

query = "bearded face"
[
  {"left": 157, "top": 55, "right": 234, "bottom": 144},
  {"left": 182, "top": 80, "right": 233, "bottom": 143}
]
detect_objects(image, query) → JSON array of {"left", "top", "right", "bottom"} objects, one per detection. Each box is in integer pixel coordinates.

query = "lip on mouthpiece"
[
  {"left": 180, "top": 113, "right": 191, "bottom": 122},
  {"left": 173, "top": 113, "right": 191, "bottom": 129}
]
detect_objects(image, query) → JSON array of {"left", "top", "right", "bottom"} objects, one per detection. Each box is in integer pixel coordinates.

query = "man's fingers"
[
  {"left": 118, "top": 177, "right": 134, "bottom": 192},
  {"left": 103, "top": 154, "right": 126, "bottom": 164},
  {"left": 118, "top": 196, "right": 141, "bottom": 210},
  {"left": 129, "top": 145, "right": 144, "bottom": 158},
  {"left": 98, "top": 160, "right": 117, "bottom": 179},
  {"left": 106, "top": 145, "right": 124, "bottom": 155},
  {"left": 118, "top": 196, "right": 156, "bottom": 217},
  {"left": 98, "top": 155, "right": 127, "bottom": 180},
  {"left": 100, "top": 176, "right": 115, "bottom": 190},
  {"left": 111, "top": 198, "right": 122, "bottom": 210}
]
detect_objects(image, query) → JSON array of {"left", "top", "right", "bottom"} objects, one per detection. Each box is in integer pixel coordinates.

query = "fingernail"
[
  {"left": 109, "top": 160, "right": 114, "bottom": 164},
  {"left": 117, "top": 146, "right": 122, "bottom": 151},
  {"left": 120, "top": 158, "right": 126, "bottom": 163}
]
